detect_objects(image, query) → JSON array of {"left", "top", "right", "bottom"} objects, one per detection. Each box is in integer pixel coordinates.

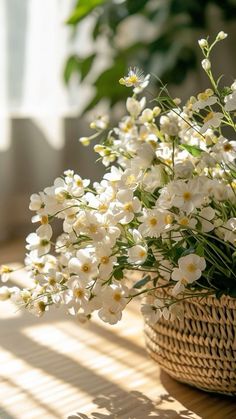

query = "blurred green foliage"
[{"left": 64, "top": 0, "right": 236, "bottom": 111}]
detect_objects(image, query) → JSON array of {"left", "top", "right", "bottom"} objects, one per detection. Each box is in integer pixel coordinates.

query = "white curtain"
[{"left": 0, "top": 0, "right": 103, "bottom": 241}]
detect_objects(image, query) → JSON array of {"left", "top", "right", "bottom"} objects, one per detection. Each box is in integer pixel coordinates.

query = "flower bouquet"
[{"left": 1, "top": 32, "right": 236, "bottom": 394}]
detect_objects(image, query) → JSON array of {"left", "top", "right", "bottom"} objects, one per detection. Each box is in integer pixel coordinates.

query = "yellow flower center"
[
  {"left": 223, "top": 143, "right": 232, "bottom": 152},
  {"left": 81, "top": 264, "right": 90, "bottom": 273},
  {"left": 164, "top": 214, "right": 173, "bottom": 224},
  {"left": 101, "top": 256, "right": 109, "bottom": 265},
  {"left": 76, "top": 179, "right": 83, "bottom": 187},
  {"left": 99, "top": 203, "right": 108, "bottom": 213},
  {"left": 38, "top": 301, "right": 46, "bottom": 312},
  {"left": 126, "top": 174, "right": 136, "bottom": 186},
  {"left": 149, "top": 217, "right": 157, "bottom": 226},
  {"left": 139, "top": 249, "right": 146, "bottom": 257},
  {"left": 41, "top": 215, "right": 48, "bottom": 225},
  {"left": 204, "top": 111, "right": 214, "bottom": 123},
  {"left": 127, "top": 74, "right": 139, "bottom": 84},
  {"left": 113, "top": 292, "right": 122, "bottom": 302},
  {"left": 48, "top": 277, "right": 56, "bottom": 286},
  {"left": 74, "top": 288, "right": 84, "bottom": 299},
  {"left": 179, "top": 217, "right": 189, "bottom": 226},
  {"left": 187, "top": 263, "right": 197, "bottom": 273},
  {"left": 124, "top": 202, "right": 133, "bottom": 212},
  {"left": 183, "top": 192, "right": 192, "bottom": 201},
  {"left": 88, "top": 224, "right": 98, "bottom": 234}
]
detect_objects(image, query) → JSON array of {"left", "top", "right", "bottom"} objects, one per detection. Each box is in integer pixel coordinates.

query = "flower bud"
[
  {"left": 0, "top": 286, "right": 11, "bottom": 301},
  {"left": 153, "top": 106, "right": 161, "bottom": 117},
  {"left": 198, "top": 38, "right": 208, "bottom": 48},
  {"left": 231, "top": 81, "right": 236, "bottom": 91},
  {"left": 201, "top": 59, "right": 211, "bottom": 71},
  {"left": 216, "top": 31, "right": 228, "bottom": 41},
  {"left": 79, "top": 137, "right": 90, "bottom": 146},
  {"left": 173, "top": 98, "right": 181, "bottom": 106},
  {"left": 140, "top": 108, "right": 153, "bottom": 123}
]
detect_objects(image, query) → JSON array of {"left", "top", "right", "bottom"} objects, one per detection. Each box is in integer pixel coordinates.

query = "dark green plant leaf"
[
  {"left": 126, "top": 0, "right": 149, "bottom": 15},
  {"left": 64, "top": 54, "right": 96, "bottom": 84},
  {"left": 113, "top": 268, "right": 124, "bottom": 280},
  {"left": 66, "top": 0, "right": 108, "bottom": 25},
  {"left": 80, "top": 54, "right": 96, "bottom": 81},
  {"left": 84, "top": 56, "right": 128, "bottom": 112},
  {"left": 64, "top": 55, "right": 80, "bottom": 84},
  {"left": 133, "top": 275, "right": 151, "bottom": 289}
]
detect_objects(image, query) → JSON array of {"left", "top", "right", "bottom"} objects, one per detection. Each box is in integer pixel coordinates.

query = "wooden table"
[{"left": 0, "top": 243, "right": 235, "bottom": 418}]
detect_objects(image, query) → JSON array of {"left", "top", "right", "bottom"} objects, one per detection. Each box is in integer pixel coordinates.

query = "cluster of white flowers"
[{"left": 1, "top": 32, "right": 236, "bottom": 325}]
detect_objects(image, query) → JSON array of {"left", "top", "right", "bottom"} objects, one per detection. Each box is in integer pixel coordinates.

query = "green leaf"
[
  {"left": 63, "top": 54, "right": 96, "bottom": 84},
  {"left": 180, "top": 144, "right": 203, "bottom": 157},
  {"left": 66, "top": 0, "right": 108, "bottom": 25},
  {"left": 133, "top": 275, "right": 151, "bottom": 289},
  {"left": 64, "top": 55, "right": 80, "bottom": 84},
  {"left": 196, "top": 244, "right": 205, "bottom": 257},
  {"left": 126, "top": 0, "right": 149, "bottom": 15},
  {"left": 113, "top": 268, "right": 124, "bottom": 280},
  {"left": 80, "top": 54, "right": 96, "bottom": 81},
  {"left": 83, "top": 56, "right": 128, "bottom": 112}
]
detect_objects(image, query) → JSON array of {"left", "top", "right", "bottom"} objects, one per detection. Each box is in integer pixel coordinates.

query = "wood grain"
[{"left": 0, "top": 241, "right": 235, "bottom": 418}]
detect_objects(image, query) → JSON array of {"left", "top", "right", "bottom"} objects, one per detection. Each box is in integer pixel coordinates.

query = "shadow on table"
[
  {"left": 67, "top": 390, "right": 195, "bottom": 419},
  {"left": 160, "top": 371, "right": 236, "bottom": 419}
]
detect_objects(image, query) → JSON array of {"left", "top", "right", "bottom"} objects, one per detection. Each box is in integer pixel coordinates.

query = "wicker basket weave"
[{"left": 144, "top": 294, "right": 236, "bottom": 395}]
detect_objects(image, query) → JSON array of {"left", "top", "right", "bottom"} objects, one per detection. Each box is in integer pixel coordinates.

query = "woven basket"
[{"left": 144, "top": 294, "right": 236, "bottom": 395}]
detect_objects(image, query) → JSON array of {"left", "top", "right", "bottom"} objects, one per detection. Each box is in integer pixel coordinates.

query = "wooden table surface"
[{"left": 0, "top": 240, "right": 235, "bottom": 419}]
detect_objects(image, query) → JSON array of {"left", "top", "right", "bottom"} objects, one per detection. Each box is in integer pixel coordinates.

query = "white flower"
[
  {"left": 224, "top": 89, "right": 236, "bottom": 111},
  {"left": 119, "top": 67, "right": 150, "bottom": 93},
  {"left": 126, "top": 97, "right": 146, "bottom": 118},
  {"left": 216, "top": 31, "right": 227, "bottom": 40},
  {"left": 178, "top": 254, "right": 206, "bottom": 282},
  {"left": 192, "top": 90, "right": 217, "bottom": 112},
  {"left": 90, "top": 115, "right": 109, "bottom": 131},
  {"left": 200, "top": 111, "right": 223, "bottom": 133},
  {"left": 96, "top": 245, "right": 117, "bottom": 280},
  {"left": 201, "top": 58, "right": 211, "bottom": 71},
  {"left": 102, "top": 283, "right": 129, "bottom": 311},
  {"left": 141, "top": 303, "right": 161, "bottom": 324},
  {"left": 120, "top": 167, "right": 143, "bottom": 190},
  {"left": 98, "top": 306, "right": 122, "bottom": 325},
  {"left": 26, "top": 232, "right": 51, "bottom": 257},
  {"left": 212, "top": 137, "right": 236, "bottom": 162},
  {"left": 68, "top": 248, "right": 98, "bottom": 281},
  {"left": 142, "top": 166, "right": 165, "bottom": 192},
  {"left": 176, "top": 213, "right": 197, "bottom": 230},
  {"left": 138, "top": 209, "right": 168, "bottom": 238},
  {"left": 69, "top": 174, "right": 90, "bottom": 197},
  {"left": 160, "top": 111, "right": 180, "bottom": 136},
  {"left": 0, "top": 265, "right": 14, "bottom": 283},
  {"left": 128, "top": 244, "right": 147, "bottom": 265},
  {"left": 36, "top": 223, "right": 53, "bottom": 240},
  {"left": 67, "top": 276, "right": 90, "bottom": 309},
  {"left": 174, "top": 161, "right": 194, "bottom": 179},
  {"left": 139, "top": 108, "right": 154, "bottom": 124},
  {"left": 198, "top": 38, "right": 208, "bottom": 48},
  {"left": 29, "top": 192, "right": 45, "bottom": 213},
  {"left": 170, "top": 180, "right": 204, "bottom": 214},
  {"left": 0, "top": 286, "right": 11, "bottom": 301},
  {"left": 198, "top": 207, "right": 215, "bottom": 232},
  {"left": 223, "top": 218, "right": 236, "bottom": 246},
  {"left": 171, "top": 268, "right": 194, "bottom": 296},
  {"left": 115, "top": 189, "right": 141, "bottom": 224}
]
